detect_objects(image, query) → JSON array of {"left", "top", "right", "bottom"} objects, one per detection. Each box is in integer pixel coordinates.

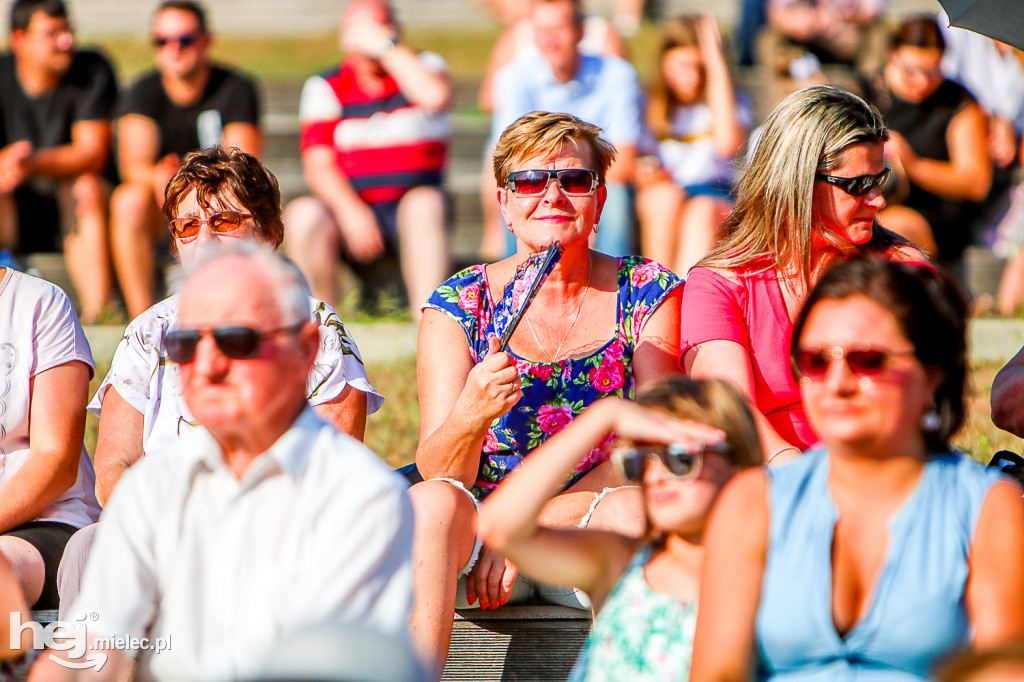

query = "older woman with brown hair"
[{"left": 409, "top": 111, "right": 682, "bottom": 676}]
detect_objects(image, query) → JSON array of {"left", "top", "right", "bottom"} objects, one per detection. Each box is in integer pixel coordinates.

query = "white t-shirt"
[
  {"left": 653, "top": 98, "right": 752, "bottom": 190},
  {"left": 74, "top": 408, "right": 413, "bottom": 680},
  {"left": 88, "top": 295, "right": 383, "bottom": 456},
  {"left": 0, "top": 269, "right": 99, "bottom": 528}
]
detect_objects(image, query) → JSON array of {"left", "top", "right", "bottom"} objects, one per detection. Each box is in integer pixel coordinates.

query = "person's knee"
[
  {"left": 284, "top": 197, "right": 338, "bottom": 253},
  {"left": 56, "top": 524, "right": 98, "bottom": 619},
  {"left": 0, "top": 537, "right": 45, "bottom": 604},
  {"left": 110, "top": 183, "right": 154, "bottom": 220},
  {"left": 68, "top": 174, "right": 108, "bottom": 217},
  {"left": 409, "top": 480, "right": 477, "bottom": 545},
  {"left": 397, "top": 187, "right": 446, "bottom": 235},
  {"left": 399, "top": 186, "right": 444, "bottom": 214}
]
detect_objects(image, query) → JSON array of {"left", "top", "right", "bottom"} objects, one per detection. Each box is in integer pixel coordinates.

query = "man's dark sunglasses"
[
  {"left": 815, "top": 168, "right": 891, "bottom": 196},
  {"left": 165, "top": 322, "right": 304, "bottom": 364},
  {"left": 153, "top": 32, "right": 199, "bottom": 49},
  {"left": 504, "top": 168, "right": 598, "bottom": 196},
  {"left": 614, "top": 442, "right": 729, "bottom": 482}
]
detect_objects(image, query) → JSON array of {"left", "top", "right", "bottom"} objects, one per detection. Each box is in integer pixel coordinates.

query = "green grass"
[
  {"left": 85, "top": 28, "right": 505, "bottom": 84},
  {"left": 84, "top": 23, "right": 668, "bottom": 91}
]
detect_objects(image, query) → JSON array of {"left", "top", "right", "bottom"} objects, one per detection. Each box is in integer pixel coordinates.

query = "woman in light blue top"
[
  {"left": 479, "top": 376, "right": 762, "bottom": 681},
  {"left": 691, "top": 259, "right": 1024, "bottom": 681}
]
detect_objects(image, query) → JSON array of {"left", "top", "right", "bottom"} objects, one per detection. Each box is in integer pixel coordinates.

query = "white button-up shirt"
[{"left": 73, "top": 408, "right": 413, "bottom": 681}]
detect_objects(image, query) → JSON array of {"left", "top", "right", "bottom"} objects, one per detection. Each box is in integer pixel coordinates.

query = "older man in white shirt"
[{"left": 33, "top": 243, "right": 414, "bottom": 681}]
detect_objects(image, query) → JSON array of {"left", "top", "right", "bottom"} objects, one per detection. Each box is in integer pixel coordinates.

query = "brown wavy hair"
[{"left": 163, "top": 146, "right": 284, "bottom": 250}]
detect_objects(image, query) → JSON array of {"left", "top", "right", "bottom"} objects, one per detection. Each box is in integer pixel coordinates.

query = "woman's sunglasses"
[
  {"left": 614, "top": 442, "right": 728, "bottom": 482},
  {"left": 793, "top": 346, "right": 916, "bottom": 380},
  {"left": 504, "top": 168, "right": 598, "bottom": 196},
  {"left": 168, "top": 210, "right": 252, "bottom": 241},
  {"left": 815, "top": 168, "right": 891, "bottom": 196},
  {"left": 165, "top": 322, "right": 304, "bottom": 364}
]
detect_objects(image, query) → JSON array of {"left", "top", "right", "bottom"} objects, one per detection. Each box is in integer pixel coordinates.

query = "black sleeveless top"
[{"left": 859, "top": 75, "right": 981, "bottom": 262}]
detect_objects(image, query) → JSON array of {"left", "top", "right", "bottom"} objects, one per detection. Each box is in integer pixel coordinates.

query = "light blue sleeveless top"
[{"left": 756, "top": 448, "right": 1003, "bottom": 681}]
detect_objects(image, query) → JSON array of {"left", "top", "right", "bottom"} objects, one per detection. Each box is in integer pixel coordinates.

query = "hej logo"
[{"left": 10, "top": 612, "right": 107, "bottom": 671}]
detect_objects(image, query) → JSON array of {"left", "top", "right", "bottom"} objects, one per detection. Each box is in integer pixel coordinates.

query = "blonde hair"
[
  {"left": 635, "top": 376, "right": 763, "bottom": 471},
  {"left": 700, "top": 86, "right": 888, "bottom": 286},
  {"left": 492, "top": 111, "right": 617, "bottom": 186},
  {"left": 647, "top": 15, "right": 703, "bottom": 140}
]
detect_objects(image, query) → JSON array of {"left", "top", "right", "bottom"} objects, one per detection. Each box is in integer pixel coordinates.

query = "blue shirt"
[
  {"left": 757, "top": 448, "right": 1003, "bottom": 681},
  {"left": 491, "top": 52, "right": 643, "bottom": 147}
]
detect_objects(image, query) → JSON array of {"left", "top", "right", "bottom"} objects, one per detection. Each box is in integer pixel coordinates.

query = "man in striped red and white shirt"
[{"left": 284, "top": 0, "right": 451, "bottom": 319}]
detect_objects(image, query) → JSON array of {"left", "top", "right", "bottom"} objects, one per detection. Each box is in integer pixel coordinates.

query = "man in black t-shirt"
[
  {"left": 110, "top": 0, "right": 261, "bottom": 317},
  {"left": 0, "top": 0, "right": 117, "bottom": 323}
]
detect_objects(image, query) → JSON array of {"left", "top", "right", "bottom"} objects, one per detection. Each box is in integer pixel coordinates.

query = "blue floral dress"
[{"left": 425, "top": 256, "right": 681, "bottom": 499}]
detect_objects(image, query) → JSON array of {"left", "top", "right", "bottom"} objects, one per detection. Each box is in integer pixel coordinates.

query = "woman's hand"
[
  {"left": 466, "top": 544, "right": 519, "bottom": 610},
  {"left": 600, "top": 397, "right": 725, "bottom": 449},
  {"left": 696, "top": 14, "right": 726, "bottom": 68},
  {"left": 455, "top": 335, "right": 523, "bottom": 430},
  {"left": 884, "top": 131, "right": 917, "bottom": 169}
]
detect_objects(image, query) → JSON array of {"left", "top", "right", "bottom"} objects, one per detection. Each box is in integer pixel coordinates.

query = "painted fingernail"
[
  {"left": 480, "top": 600, "right": 489, "bottom": 609},
  {"left": 467, "top": 596, "right": 476, "bottom": 606}
]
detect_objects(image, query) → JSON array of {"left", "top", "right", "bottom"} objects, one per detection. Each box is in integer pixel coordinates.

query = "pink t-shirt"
[{"left": 680, "top": 264, "right": 818, "bottom": 450}]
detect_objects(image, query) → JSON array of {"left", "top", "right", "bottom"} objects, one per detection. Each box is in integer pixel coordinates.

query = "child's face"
[{"left": 642, "top": 450, "right": 735, "bottom": 541}]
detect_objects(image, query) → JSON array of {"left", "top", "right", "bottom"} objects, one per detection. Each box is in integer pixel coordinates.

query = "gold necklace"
[{"left": 525, "top": 262, "right": 592, "bottom": 362}]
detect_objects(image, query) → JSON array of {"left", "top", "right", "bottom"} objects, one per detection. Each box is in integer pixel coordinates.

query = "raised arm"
[
  {"left": 690, "top": 468, "right": 769, "bottom": 681},
  {"left": 968, "top": 479, "right": 1024, "bottom": 648},
  {"left": 343, "top": 17, "right": 451, "bottom": 112},
  {"left": 698, "top": 15, "right": 747, "bottom": 160},
  {"left": 92, "top": 387, "right": 145, "bottom": 508},
  {"left": 0, "top": 361, "right": 89, "bottom": 532},
  {"left": 479, "top": 398, "right": 724, "bottom": 609},
  {"left": 415, "top": 311, "right": 521, "bottom": 486}
]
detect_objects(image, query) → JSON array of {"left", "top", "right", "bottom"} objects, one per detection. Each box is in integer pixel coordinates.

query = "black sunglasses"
[
  {"left": 815, "top": 168, "right": 891, "bottom": 196},
  {"left": 153, "top": 32, "right": 199, "bottom": 48},
  {"left": 169, "top": 210, "right": 252, "bottom": 241},
  {"left": 793, "top": 346, "right": 916, "bottom": 380},
  {"left": 614, "top": 442, "right": 729, "bottom": 482},
  {"left": 165, "top": 322, "right": 304, "bottom": 364},
  {"left": 505, "top": 168, "right": 598, "bottom": 196}
]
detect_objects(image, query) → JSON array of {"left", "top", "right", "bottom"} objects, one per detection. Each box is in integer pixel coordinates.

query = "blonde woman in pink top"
[{"left": 680, "top": 86, "right": 925, "bottom": 466}]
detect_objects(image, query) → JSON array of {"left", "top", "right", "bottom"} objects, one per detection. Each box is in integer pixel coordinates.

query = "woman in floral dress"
[{"left": 408, "top": 111, "right": 682, "bottom": 677}]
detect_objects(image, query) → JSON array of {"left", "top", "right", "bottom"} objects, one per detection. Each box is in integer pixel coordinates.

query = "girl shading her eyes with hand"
[{"left": 478, "top": 376, "right": 762, "bottom": 681}]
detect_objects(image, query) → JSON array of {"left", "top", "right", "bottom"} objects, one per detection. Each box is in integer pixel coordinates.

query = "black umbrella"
[{"left": 938, "top": 0, "right": 1024, "bottom": 51}]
